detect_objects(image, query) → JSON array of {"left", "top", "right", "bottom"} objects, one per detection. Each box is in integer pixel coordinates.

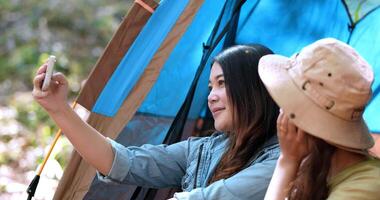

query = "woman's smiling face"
[{"left": 208, "top": 62, "right": 233, "bottom": 132}]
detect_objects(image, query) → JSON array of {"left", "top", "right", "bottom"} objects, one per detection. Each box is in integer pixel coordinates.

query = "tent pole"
[{"left": 26, "top": 101, "right": 78, "bottom": 200}]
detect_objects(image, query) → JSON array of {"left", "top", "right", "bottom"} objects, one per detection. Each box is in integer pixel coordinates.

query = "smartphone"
[{"left": 41, "top": 55, "right": 56, "bottom": 91}]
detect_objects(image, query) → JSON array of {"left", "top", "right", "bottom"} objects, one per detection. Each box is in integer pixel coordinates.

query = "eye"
[
  {"left": 208, "top": 85, "right": 212, "bottom": 92},
  {"left": 217, "top": 79, "right": 225, "bottom": 87}
]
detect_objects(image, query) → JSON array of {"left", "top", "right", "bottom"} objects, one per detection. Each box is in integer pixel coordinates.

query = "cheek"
[
  {"left": 225, "top": 97, "right": 238, "bottom": 131},
  {"left": 220, "top": 89, "right": 228, "bottom": 102},
  {"left": 224, "top": 109, "right": 234, "bottom": 129},
  {"left": 220, "top": 90, "right": 235, "bottom": 130},
  {"left": 214, "top": 109, "right": 234, "bottom": 132}
]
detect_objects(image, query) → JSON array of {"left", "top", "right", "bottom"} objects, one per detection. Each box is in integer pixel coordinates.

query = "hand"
[
  {"left": 277, "top": 110, "right": 311, "bottom": 163},
  {"left": 32, "top": 62, "right": 69, "bottom": 113}
]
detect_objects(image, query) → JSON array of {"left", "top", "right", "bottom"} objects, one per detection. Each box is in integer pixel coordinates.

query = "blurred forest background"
[
  {"left": 0, "top": 0, "right": 134, "bottom": 199},
  {"left": 1, "top": 0, "right": 378, "bottom": 199}
]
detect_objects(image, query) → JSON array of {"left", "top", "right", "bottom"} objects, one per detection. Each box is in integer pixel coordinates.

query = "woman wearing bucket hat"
[{"left": 259, "top": 38, "right": 380, "bottom": 200}]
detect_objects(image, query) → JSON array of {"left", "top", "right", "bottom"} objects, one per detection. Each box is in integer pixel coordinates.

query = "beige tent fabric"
[
  {"left": 53, "top": 1, "right": 156, "bottom": 199},
  {"left": 53, "top": 113, "right": 114, "bottom": 200},
  {"left": 76, "top": 0, "right": 158, "bottom": 111},
  {"left": 54, "top": 0, "right": 205, "bottom": 199},
  {"left": 103, "top": 0, "right": 205, "bottom": 140}
]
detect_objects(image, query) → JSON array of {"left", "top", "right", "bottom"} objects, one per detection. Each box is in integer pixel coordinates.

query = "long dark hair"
[
  {"left": 208, "top": 45, "right": 279, "bottom": 183},
  {"left": 288, "top": 136, "right": 336, "bottom": 200}
]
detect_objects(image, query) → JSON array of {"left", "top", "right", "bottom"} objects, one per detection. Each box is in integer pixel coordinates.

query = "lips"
[{"left": 211, "top": 107, "right": 225, "bottom": 115}]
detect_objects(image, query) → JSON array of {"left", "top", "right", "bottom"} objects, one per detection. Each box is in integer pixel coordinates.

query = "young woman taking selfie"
[{"left": 33, "top": 44, "right": 280, "bottom": 199}]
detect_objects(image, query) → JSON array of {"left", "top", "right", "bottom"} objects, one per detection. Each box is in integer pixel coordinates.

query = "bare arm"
[
  {"left": 264, "top": 111, "right": 311, "bottom": 200},
  {"left": 32, "top": 63, "right": 114, "bottom": 175},
  {"left": 264, "top": 155, "right": 299, "bottom": 200},
  {"left": 50, "top": 103, "right": 114, "bottom": 175}
]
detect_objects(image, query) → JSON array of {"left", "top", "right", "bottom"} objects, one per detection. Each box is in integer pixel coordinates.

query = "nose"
[{"left": 208, "top": 89, "right": 219, "bottom": 104}]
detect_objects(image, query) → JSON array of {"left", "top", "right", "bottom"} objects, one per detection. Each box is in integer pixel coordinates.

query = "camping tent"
[{"left": 52, "top": 0, "right": 380, "bottom": 199}]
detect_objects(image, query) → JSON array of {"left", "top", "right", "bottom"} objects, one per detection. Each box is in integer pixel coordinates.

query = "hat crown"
[
  {"left": 257, "top": 38, "right": 374, "bottom": 150},
  {"left": 289, "top": 38, "right": 374, "bottom": 121}
]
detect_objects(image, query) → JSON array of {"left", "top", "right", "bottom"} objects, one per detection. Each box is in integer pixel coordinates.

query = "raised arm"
[
  {"left": 264, "top": 111, "right": 311, "bottom": 200},
  {"left": 32, "top": 63, "right": 114, "bottom": 175},
  {"left": 99, "top": 138, "right": 189, "bottom": 188}
]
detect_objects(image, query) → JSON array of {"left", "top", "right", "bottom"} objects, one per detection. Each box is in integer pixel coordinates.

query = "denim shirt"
[{"left": 98, "top": 132, "right": 280, "bottom": 200}]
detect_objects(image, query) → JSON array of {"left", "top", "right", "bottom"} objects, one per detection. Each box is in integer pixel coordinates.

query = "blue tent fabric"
[
  {"left": 84, "top": 0, "right": 380, "bottom": 199},
  {"left": 92, "top": 0, "right": 189, "bottom": 117},
  {"left": 160, "top": 0, "right": 245, "bottom": 145},
  {"left": 93, "top": 0, "right": 380, "bottom": 133},
  {"left": 236, "top": 0, "right": 351, "bottom": 56},
  {"left": 186, "top": 0, "right": 355, "bottom": 120},
  {"left": 138, "top": 0, "right": 227, "bottom": 118},
  {"left": 85, "top": 1, "right": 239, "bottom": 198},
  {"left": 350, "top": 7, "right": 380, "bottom": 133}
]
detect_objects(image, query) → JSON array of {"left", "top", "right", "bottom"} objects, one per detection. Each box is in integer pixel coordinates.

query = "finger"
[
  {"left": 277, "top": 112, "right": 283, "bottom": 127},
  {"left": 32, "top": 87, "right": 49, "bottom": 98},
  {"left": 51, "top": 72, "right": 68, "bottom": 85},
  {"left": 36, "top": 64, "right": 48, "bottom": 75},
  {"left": 296, "top": 128, "right": 305, "bottom": 142},
  {"left": 280, "top": 114, "right": 289, "bottom": 136},
  {"left": 304, "top": 132, "right": 313, "bottom": 151},
  {"left": 32, "top": 74, "right": 49, "bottom": 98},
  {"left": 33, "top": 73, "right": 45, "bottom": 89},
  {"left": 287, "top": 118, "right": 297, "bottom": 135},
  {"left": 277, "top": 112, "right": 284, "bottom": 135}
]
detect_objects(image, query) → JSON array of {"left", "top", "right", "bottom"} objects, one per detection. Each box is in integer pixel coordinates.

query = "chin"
[{"left": 214, "top": 122, "right": 227, "bottom": 132}]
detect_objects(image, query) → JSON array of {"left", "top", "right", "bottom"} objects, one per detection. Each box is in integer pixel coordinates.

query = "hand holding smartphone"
[{"left": 41, "top": 55, "right": 56, "bottom": 91}]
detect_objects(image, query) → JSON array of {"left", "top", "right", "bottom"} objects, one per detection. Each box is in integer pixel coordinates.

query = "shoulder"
[
  {"left": 328, "top": 158, "right": 380, "bottom": 200},
  {"left": 258, "top": 143, "right": 280, "bottom": 160},
  {"left": 330, "top": 158, "right": 380, "bottom": 184},
  {"left": 250, "top": 136, "right": 280, "bottom": 165},
  {"left": 182, "top": 131, "right": 227, "bottom": 157},
  {"left": 186, "top": 131, "right": 227, "bottom": 148}
]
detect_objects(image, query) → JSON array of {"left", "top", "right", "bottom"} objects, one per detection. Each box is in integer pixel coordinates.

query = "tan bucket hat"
[{"left": 258, "top": 38, "right": 374, "bottom": 151}]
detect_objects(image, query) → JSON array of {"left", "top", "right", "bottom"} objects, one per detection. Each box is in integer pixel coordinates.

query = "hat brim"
[{"left": 258, "top": 55, "right": 374, "bottom": 150}]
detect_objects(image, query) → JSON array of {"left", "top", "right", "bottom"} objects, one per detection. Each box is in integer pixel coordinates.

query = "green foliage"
[
  {"left": 0, "top": 0, "right": 132, "bottom": 93},
  {"left": 0, "top": 152, "right": 12, "bottom": 166},
  {"left": 13, "top": 100, "right": 53, "bottom": 132},
  {"left": 0, "top": 0, "right": 134, "bottom": 172}
]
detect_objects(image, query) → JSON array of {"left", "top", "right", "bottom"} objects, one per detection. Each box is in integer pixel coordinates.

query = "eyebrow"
[{"left": 208, "top": 74, "right": 224, "bottom": 84}]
